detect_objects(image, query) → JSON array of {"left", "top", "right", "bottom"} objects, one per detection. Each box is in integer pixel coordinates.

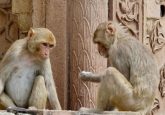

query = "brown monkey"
[
  {"left": 80, "top": 21, "right": 159, "bottom": 114},
  {"left": 0, "top": 28, "right": 61, "bottom": 110}
]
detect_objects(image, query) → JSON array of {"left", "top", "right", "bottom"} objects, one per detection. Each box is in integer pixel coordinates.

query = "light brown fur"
[
  {"left": 0, "top": 28, "right": 61, "bottom": 110},
  {"left": 80, "top": 21, "right": 159, "bottom": 115}
]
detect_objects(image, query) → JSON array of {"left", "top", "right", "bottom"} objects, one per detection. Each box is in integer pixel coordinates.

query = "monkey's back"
[{"left": 109, "top": 38, "right": 159, "bottom": 95}]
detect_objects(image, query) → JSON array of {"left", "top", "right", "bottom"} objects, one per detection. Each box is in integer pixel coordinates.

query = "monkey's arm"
[
  {"left": 0, "top": 39, "right": 26, "bottom": 72},
  {"left": 0, "top": 43, "right": 19, "bottom": 93},
  {"left": 0, "top": 39, "right": 26, "bottom": 64},
  {"left": 42, "top": 59, "right": 61, "bottom": 110},
  {"left": 0, "top": 39, "right": 26, "bottom": 94}
]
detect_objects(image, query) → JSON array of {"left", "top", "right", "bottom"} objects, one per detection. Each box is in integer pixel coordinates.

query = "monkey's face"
[
  {"left": 27, "top": 28, "right": 56, "bottom": 59},
  {"left": 93, "top": 27, "right": 109, "bottom": 58},
  {"left": 93, "top": 21, "right": 116, "bottom": 58},
  {"left": 93, "top": 30, "right": 109, "bottom": 58},
  {"left": 97, "top": 42, "right": 109, "bottom": 58},
  {"left": 37, "top": 42, "right": 54, "bottom": 59}
]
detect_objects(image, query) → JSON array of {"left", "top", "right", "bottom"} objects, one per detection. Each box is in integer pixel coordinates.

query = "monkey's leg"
[
  {"left": 28, "top": 75, "right": 47, "bottom": 109},
  {"left": 0, "top": 92, "right": 16, "bottom": 109},
  {"left": 96, "top": 81, "right": 115, "bottom": 111},
  {"left": 101, "top": 67, "right": 145, "bottom": 111},
  {"left": 79, "top": 70, "right": 115, "bottom": 113},
  {"left": 79, "top": 86, "right": 115, "bottom": 114}
]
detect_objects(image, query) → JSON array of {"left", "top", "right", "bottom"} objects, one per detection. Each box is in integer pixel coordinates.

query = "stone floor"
[{"left": 0, "top": 110, "right": 142, "bottom": 115}]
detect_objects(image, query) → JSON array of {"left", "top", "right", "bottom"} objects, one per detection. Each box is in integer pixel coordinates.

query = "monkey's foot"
[{"left": 7, "top": 106, "right": 38, "bottom": 114}]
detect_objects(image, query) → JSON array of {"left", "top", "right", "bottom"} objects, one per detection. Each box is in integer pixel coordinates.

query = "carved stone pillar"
[
  {"left": 32, "top": 0, "right": 68, "bottom": 109},
  {"left": 68, "top": 0, "right": 108, "bottom": 110},
  {"left": 45, "top": 0, "right": 68, "bottom": 109}
]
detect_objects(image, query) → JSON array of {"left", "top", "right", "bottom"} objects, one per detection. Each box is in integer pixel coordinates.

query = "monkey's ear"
[
  {"left": 106, "top": 23, "right": 116, "bottom": 35},
  {"left": 28, "top": 28, "right": 35, "bottom": 39}
]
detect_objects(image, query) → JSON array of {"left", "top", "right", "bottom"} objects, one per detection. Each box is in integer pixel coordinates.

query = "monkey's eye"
[
  {"left": 42, "top": 43, "right": 48, "bottom": 47},
  {"left": 49, "top": 44, "right": 54, "bottom": 48}
]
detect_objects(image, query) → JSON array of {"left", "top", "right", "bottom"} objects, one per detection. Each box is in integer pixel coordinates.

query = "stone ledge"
[{"left": 0, "top": 110, "right": 142, "bottom": 115}]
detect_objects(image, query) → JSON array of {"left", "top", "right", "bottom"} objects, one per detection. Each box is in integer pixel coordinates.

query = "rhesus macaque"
[
  {"left": 0, "top": 28, "right": 61, "bottom": 110},
  {"left": 80, "top": 21, "right": 159, "bottom": 114}
]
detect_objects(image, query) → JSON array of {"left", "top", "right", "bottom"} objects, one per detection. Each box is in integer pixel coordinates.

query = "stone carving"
[
  {"left": 116, "top": 0, "right": 139, "bottom": 38},
  {"left": 159, "top": 64, "right": 165, "bottom": 97},
  {"left": 155, "top": 0, "right": 165, "bottom": 4},
  {"left": 152, "top": 64, "right": 165, "bottom": 114},
  {"left": 0, "top": 8, "right": 16, "bottom": 43},
  {"left": 149, "top": 19, "right": 165, "bottom": 54},
  {"left": 0, "top": 1, "right": 18, "bottom": 59},
  {"left": 151, "top": 98, "right": 160, "bottom": 115}
]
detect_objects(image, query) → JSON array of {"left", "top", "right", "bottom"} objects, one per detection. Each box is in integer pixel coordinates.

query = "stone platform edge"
[{"left": 0, "top": 110, "right": 143, "bottom": 115}]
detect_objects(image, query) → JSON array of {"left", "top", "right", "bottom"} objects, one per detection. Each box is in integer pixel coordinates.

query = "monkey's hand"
[
  {"left": 79, "top": 71, "right": 101, "bottom": 83},
  {"left": 79, "top": 71, "right": 93, "bottom": 81}
]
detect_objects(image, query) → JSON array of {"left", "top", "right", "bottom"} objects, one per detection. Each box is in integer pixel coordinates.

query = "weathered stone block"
[
  {"left": 12, "top": 0, "right": 32, "bottom": 14},
  {"left": 0, "top": 0, "right": 10, "bottom": 4},
  {"left": 17, "top": 14, "right": 32, "bottom": 31}
]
